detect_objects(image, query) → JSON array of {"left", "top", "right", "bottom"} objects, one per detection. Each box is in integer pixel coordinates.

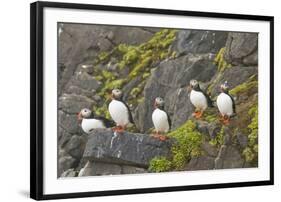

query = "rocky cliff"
[{"left": 58, "top": 23, "right": 258, "bottom": 177}]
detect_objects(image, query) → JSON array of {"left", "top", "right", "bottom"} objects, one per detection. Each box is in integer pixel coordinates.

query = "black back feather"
[
  {"left": 226, "top": 92, "right": 236, "bottom": 114},
  {"left": 121, "top": 100, "right": 134, "bottom": 124},
  {"left": 115, "top": 95, "right": 134, "bottom": 124},
  {"left": 86, "top": 114, "right": 115, "bottom": 128},
  {"left": 195, "top": 85, "right": 214, "bottom": 107},
  {"left": 158, "top": 106, "right": 172, "bottom": 131}
]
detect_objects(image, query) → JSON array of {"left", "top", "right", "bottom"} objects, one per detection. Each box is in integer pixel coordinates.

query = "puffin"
[
  {"left": 151, "top": 97, "right": 171, "bottom": 141},
  {"left": 189, "top": 79, "right": 213, "bottom": 119},
  {"left": 108, "top": 89, "right": 134, "bottom": 132},
  {"left": 216, "top": 81, "right": 236, "bottom": 125},
  {"left": 77, "top": 108, "right": 114, "bottom": 134}
]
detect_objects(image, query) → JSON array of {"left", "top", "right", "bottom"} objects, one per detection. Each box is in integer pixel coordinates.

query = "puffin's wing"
[
  {"left": 228, "top": 94, "right": 236, "bottom": 113},
  {"left": 166, "top": 112, "right": 172, "bottom": 130},
  {"left": 199, "top": 88, "right": 214, "bottom": 107},
  {"left": 95, "top": 116, "right": 115, "bottom": 128},
  {"left": 121, "top": 100, "right": 134, "bottom": 124}
]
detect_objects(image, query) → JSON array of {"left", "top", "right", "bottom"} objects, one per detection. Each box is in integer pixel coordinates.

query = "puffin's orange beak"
[
  {"left": 153, "top": 100, "right": 157, "bottom": 109},
  {"left": 77, "top": 112, "right": 82, "bottom": 122}
]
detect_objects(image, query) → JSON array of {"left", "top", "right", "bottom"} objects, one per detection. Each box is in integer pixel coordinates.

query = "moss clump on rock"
[
  {"left": 213, "top": 47, "right": 232, "bottom": 72},
  {"left": 169, "top": 120, "right": 203, "bottom": 170},
  {"left": 148, "top": 120, "right": 203, "bottom": 172},
  {"left": 148, "top": 157, "right": 172, "bottom": 172},
  {"left": 242, "top": 104, "right": 258, "bottom": 164},
  {"left": 91, "top": 29, "right": 178, "bottom": 119},
  {"left": 209, "top": 126, "right": 225, "bottom": 147},
  {"left": 229, "top": 75, "right": 258, "bottom": 96}
]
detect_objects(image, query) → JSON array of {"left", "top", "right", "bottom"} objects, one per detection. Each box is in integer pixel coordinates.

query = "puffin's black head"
[
  {"left": 111, "top": 89, "right": 123, "bottom": 100},
  {"left": 77, "top": 108, "right": 92, "bottom": 122},
  {"left": 189, "top": 79, "right": 200, "bottom": 91},
  {"left": 154, "top": 97, "right": 165, "bottom": 109},
  {"left": 220, "top": 81, "right": 229, "bottom": 93}
]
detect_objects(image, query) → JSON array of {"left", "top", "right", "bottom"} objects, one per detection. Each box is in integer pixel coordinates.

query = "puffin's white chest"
[
  {"left": 152, "top": 108, "right": 169, "bottom": 133},
  {"left": 216, "top": 93, "right": 234, "bottom": 116},
  {"left": 108, "top": 100, "right": 130, "bottom": 126},
  {"left": 190, "top": 90, "right": 208, "bottom": 110},
  {"left": 81, "top": 118, "right": 105, "bottom": 134}
]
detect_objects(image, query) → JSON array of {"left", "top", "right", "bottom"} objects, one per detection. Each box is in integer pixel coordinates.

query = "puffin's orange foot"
[
  {"left": 221, "top": 116, "right": 230, "bottom": 125},
  {"left": 223, "top": 119, "right": 230, "bottom": 125},
  {"left": 112, "top": 126, "right": 124, "bottom": 133},
  {"left": 193, "top": 111, "right": 203, "bottom": 119},
  {"left": 151, "top": 133, "right": 168, "bottom": 141},
  {"left": 158, "top": 135, "right": 168, "bottom": 141}
]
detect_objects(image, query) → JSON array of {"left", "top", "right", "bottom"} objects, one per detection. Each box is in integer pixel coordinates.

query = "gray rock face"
[
  {"left": 172, "top": 30, "right": 228, "bottom": 54},
  {"left": 78, "top": 161, "right": 147, "bottom": 176},
  {"left": 135, "top": 55, "right": 217, "bottom": 132},
  {"left": 185, "top": 156, "right": 215, "bottom": 171},
  {"left": 59, "top": 24, "right": 159, "bottom": 94},
  {"left": 58, "top": 155, "right": 77, "bottom": 176},
  {"left": 224, "top": 32, "right": 258, "bottom": 66},
  {"left": 59, "top": 94, "right": 96, "bottom": 114},
  {"left": 58, "top": 110, "right": 81, "bottom": 134},
  {"left": 209, "top": 65, "right": 258, "bottom": 96},
  {"left": 83, "top": 129, "right": 173, "bottom": 168},
  {"left": 64, "top": 135, "right": 87, "bottom": 159},
  {"left": 237, "top": 132, "right": 248, "bottom": 148},
  {"left": 61, "top": 169, "right": 77, "bottom": 177},
  {"left": 215, "top": 145, "right": 244, "bottom": 169}
]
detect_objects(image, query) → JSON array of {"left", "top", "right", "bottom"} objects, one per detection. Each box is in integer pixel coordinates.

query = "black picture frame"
[{"left": 30, "top": 1, "right": 274, "bottom": 200}]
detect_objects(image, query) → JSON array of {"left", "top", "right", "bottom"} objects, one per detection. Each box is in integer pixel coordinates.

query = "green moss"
[
  {"left": 92, "top": 29, "right": 178, "bottom": 119},
  {"left": 94, "top": 75, "right": 103, "bottom": 81},
  {"left": 148, "top": 120, "right": 203, "bottom": 172},
  {"left": 130, "top": 87, "right": 141, "bottom": 98},
  {"left": 123, "top": 48, "right": 139, "bottom": 64},
  {"left": 148, "top": 157, "right": 172, "bottom": 172},
  {"left": 204, "top": 110, "right": 217, "bottom": 123},
  {"left": 100, "top": 79, "right": 126, "bottom": 95},
  {"left": 213, "top": 47, "right": 232, "bottom": 72},
  {"left": 94, "top": 105, "right": 111, "bottom": 119},
  {"left": 142, "top": 72, "right": 151, "bottom": 79},
  {"left": 128, "top": 56, "right": 152, "bottom": 79},
  {"left": 229, "top": 75, "right": 258, "bottom": 96},
  {"left": 205, "top": 115, "right": 217, "bottom": 123},
  {"left": 101, "top": 70, "right": 115, "bottom": 80},
  {"left": 97, "top": 51, "right": 110, "bottom": 63},
  {"left": 171, "top": 51, "right": 177, "bottom": 59},
  {"left": 168, "top": 120, "right": 203, "bottom": 170},
  {"left": 242, "top": 104, "right": 258, "bottom": 164},
  {"left": 209, "top": 126, "right": 224, "bottom": 147}
]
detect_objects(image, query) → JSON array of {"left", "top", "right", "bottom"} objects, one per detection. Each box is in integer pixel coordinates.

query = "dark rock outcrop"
[
  {"left": 224, "top": 32, "right": 258, "bottom": 66},
  {"left": 83, "top": 129, "right": 173, "bottom": 168},
  {"left": 59, "top": 24, "right": 159, "bottom": 95},
  {"left": 172, "top": 30, "right": 228, "bottom": 55},
  {"left": 135, "top": 54, "right": 217, "bottom": 132}
]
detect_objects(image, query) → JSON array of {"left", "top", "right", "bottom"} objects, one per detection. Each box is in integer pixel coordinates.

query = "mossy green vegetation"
[
  {"left": 148, "top": 157, "right": 172, "bottom": 172},
  {"left": 149, "top": 120, "right": 203, "bottom": 172},
  {"left": 92, "top": 29, "right": 178, "bottom": 119},
  {"left": 209, "top": 126, "right": 225, "bottom": 147},
  {"left": 229, "top": 75, "right": 258, "bottom": 96},
  {"left": 242, "top": 104, "right": 258, "bottom": 164},
  {"left": 213, "top": 47, "right": 232, "bottom": 72}
]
